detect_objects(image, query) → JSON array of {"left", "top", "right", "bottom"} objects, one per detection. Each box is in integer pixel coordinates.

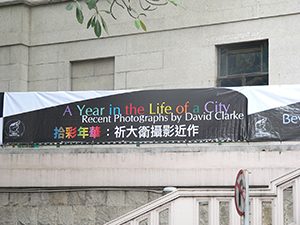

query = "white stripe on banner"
[
  {"left": 230, "top": 85, "right": 300, "bottom": 115},
  {"left": 3, "top": 90, "right": 136, "bottom": 117},
  {"left": 4, "top": 85, "right": 300, "bottom": 117},
  {"left": 0, "top": 117, "right": 3, "bottom": 145}
]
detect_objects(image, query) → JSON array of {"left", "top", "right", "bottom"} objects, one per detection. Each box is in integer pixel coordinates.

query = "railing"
[
  {"left": 104, "top": 189, "right": 248, "bottom": 225},
  {"left": 104, "top": 168, "right": 300, "bottom": 225}
]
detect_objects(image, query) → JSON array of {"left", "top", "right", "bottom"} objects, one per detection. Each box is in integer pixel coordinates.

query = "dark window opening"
[{"left": 218, "top": 40, "right": 268, "bottom": 87}]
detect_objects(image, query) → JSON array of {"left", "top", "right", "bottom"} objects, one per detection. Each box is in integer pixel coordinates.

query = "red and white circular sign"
[{"left": 234, "top": 169, "right": 246, "bottom": 216}]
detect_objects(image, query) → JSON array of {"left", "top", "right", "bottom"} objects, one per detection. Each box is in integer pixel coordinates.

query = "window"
[
  {"left": 219, "top": 201, "right": 230, "bottom": 225},
  {"left": 218, "top": 40, "right": 268, "bottom": 87},
  {"left": 159, "top": 208, "right": 169, "bottom": 225},
  {"left": 262, "top": 201, "right": 272, "bottom": 225},
  {"left": 199, "top": 201, "right": 209, "bottom": 225},
  {"left": 283, "top": 186, "right": 293, "bottom": 225}
]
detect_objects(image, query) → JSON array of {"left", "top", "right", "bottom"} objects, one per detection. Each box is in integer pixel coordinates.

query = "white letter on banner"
[{"left": 283, "top": 114, "right": 290, "bottom": 124}]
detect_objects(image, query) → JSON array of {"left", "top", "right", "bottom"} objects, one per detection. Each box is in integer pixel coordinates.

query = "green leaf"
[
  {"left": 48, "top": 0, "right": 53, "bottom": 3},
  {"left": 135, "top": 18, "right": 141, "bottom": 29},
  {"left": 65, "top": 3, "right": 73, "bottom": 11},
  {"left": 101, "top": 16, "right": 109, "bottom": 35},
  {"left": 76, "top": 8, "right": 84, "bottom": 24},
  {"left": 87, "top": 16, "right": 93, "bottom": 29},
  {"left": 140, "top": 20, "right": 147, "bottom": 31},
  {"left": 76, "top": 1, "right": 82, "bottom": 10},
  {"left": 91, "top": 16, "right": 96, "bottom": 27},
  {"left": 94, "top": 19, "right": 102, "bottom": 37},
  {"left": 102, "top": 10, "right": 112, "bottom": 14},
  {"left": 139, "top": 13, "right": 147, "bottom": 17},
  {"left": 175, "top": 2, "right": 185, "bottom": 9},
  {"left": 88, "top": 0, "right": 97, "bottom": 10},
  {"left": 131, "top": 8, "right": 138, "bottom": 15},
  {"left": 168, "top": 0, "right": 185, "bottom": 9},
  {"left": 106, "top": 0, "right": 111, "bottom": 4}
]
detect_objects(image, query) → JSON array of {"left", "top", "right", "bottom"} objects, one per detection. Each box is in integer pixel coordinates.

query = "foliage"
[{"left": 48, "top": 0, "right": 184, "bottom": 37}]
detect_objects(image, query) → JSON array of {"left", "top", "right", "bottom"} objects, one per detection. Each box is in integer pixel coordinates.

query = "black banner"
[
  {"left": 249, "top": 102, "right": 300, "bottom": 141},
  {"left": 2, "top": 88, "right": 247, "bottom": 144}
]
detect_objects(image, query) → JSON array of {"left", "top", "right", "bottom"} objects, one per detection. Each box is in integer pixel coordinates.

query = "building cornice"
[{"left": 0, "top": 0, "right": 69, "bottom": 6}]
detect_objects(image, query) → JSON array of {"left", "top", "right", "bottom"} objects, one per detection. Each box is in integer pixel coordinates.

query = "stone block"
[
  {"left": 29, "top": 192, "right": 50, "bottom": 206},
  {"left": 10, "top": 79, "right": 28, "bottom": 92},
  {"left": 44, "top": 4, "right": 74, "bottom": 32},
  {"left": 10, "top": 45, "right": 29, "bottom": 65},
  {"left": 126, "top": 32, "right": 168, "bottom": 54},
  {"left": 21, "top": 5, "right": 30, "bottom": 33},
  {"left": 0, "top": 207, "right": 16, "bottom": 225},
  {"left": 50, "top": 192, "right": 69, "bottom": 206},
  {"left": 37, "top": 206, "right": 56, "bottom": 225},
  {"left": 56, "top": 206, "right": 73, "bottom": 225},
  {"left": 125, "top": 65, "right": 206, "bottom": 89},
  {"left": 0, "top": 6, "right": 12, "bottom": 33},
  {"left": 95, "top": 206, "right": 137, "bottom": 225},
  {"left": 29, "top": 45, "right": 60, "bottom": 65},
  {"left": 28, "top": 79, "right": 58, "bottom": 91},
  {"left": 0, "top": 64, "right": 28, "bottom": 81},
  {"left": 71, "top": 60, "right": 95, "bottom": 78},
  {"left": 125, "top": 69, "right": 164, "bottom": 89},
  {"left": 114, "top": 72, "right": 126, "bottom": 89},
  {"left": 0, "top": 193, "right": 9, "bottom": 206},
  {"left": 161, "top": 65, "right": 205, "bottom": 88},
  {"left": 125, "top": 191, "right": 148, "bottom": 206},
  {"left": 94, "top": 57, "right": 114, "bottom": 76},
  {"left": 259, "top": 1, "right": 296, "bottom": 17},
  {"left": 72, "top": 75, "right": 114, "bottom": 91},
  {"left": 167, "top": 28, "right": 202, "bottom": 49},
  {"left": 69, "top": 191, "right": 86, "bottom": 205},
  {"left": 58, "top": 38, "right": 126, "bottom": 63},
  {"left": 73, "top": 206, "right": 95, "bottom": 225},
  {"left": 223, "top": 6, "right": 256, "bottom": 22},
  {"left": 10, "top": 193, "right": 29, "bottom": 206},
  {"left": 58, "top": 77, "right": 71, "bottom": 91},
  {"left": 116, "top": 51, "right": 163, "bottom": 73},
  {"left": 241, "top": 0, "right": 257, "bottom": 7},
  {"left": 10, "top": 5, "right": 26, "bottom": 33},
  {"left": 0, "top": 81, "right": 9, "bottom": 92},
  {"left": 148, "top": 192, "right": 162, "bottom": 202},
  {"left": 86, "top": 191, "right": 106, "bottom": 206},
  {"left": 0, "top": 47, "right": 10, "bottom": 65},
  {"left": 107, "top": 191, "right": 125, "bottom": 206},
  {"left": 30, "top": 6, "right": 48, "bottom": 34},
  {"left": 29, "top": 62, "right": 68, "bottom": 81},
  {"left": 16, "top": 207, "right": 36, "bottom": 225},
  {"left": 163, "top": 47, "right": 202, "bottom": 69}
]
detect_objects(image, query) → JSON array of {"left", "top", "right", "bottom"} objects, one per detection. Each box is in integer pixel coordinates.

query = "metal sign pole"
[{"left": 244, "top": 170, "right": 249, "bottom": 225}]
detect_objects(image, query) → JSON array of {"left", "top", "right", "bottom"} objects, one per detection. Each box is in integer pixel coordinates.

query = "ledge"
[
  {"left": 0, "top": 0, "right": 69, "bottom": 6},
  {"left": 0, "top": 141, "right": 300, "bottom": 154}
]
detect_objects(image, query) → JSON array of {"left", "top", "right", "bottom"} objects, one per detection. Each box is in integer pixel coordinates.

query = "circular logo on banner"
[
  {"left": 234, "top": 169, "right": 246, "bottom": 216},
  {"left": 4, "top": 119, "right": 25, "bottom": 139}
]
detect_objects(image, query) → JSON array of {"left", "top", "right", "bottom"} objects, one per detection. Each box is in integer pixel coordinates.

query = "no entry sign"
[{"left": 234, "top": 169, "right": 246, "bottom": 216}]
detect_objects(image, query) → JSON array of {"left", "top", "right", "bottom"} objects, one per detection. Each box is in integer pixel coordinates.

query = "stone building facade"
[{"left": 1, "top": 0, "right": 300, "bottom": 224}]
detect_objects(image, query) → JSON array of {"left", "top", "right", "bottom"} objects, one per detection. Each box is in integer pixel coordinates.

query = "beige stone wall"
[
  {"left": 0, "top": 190, "right": 162, "bottom": 225},
  {"left": 1, "top": 1, "right": 300, "bottom": 91}
]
